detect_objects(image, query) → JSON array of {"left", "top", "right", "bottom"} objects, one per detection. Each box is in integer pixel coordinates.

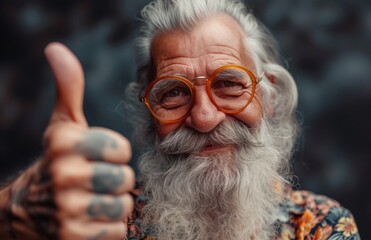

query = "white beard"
[{"left": 139, "top": 119, "right": 289, "bottom": 240}]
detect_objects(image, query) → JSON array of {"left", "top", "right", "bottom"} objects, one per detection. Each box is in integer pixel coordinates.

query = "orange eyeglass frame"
[{"left": 139, "top": 64, "right": 264, "bottom": 124}]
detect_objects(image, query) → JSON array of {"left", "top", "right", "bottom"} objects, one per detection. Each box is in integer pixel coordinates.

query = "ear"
[{"left": 265, "top": 72, "right": 276, "bottom": 85}]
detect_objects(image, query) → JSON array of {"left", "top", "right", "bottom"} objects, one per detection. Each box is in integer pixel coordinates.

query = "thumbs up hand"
[{"left": 6, "top": 43, "right": 135, "bottom": 240}]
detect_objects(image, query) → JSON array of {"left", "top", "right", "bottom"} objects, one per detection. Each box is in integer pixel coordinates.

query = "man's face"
[
  {"left": 140, "top": 14, "right": 292, "bottom": 239},
  {"left": 151, "top": 13, "right": 264, "bottom": 151}
]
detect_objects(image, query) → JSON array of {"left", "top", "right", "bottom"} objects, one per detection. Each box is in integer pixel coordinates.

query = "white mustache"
[{"left": 156, "top": 119, "right": 263, "bottom": 155}]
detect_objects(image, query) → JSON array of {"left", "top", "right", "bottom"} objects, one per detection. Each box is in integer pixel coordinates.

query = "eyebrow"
[
  {"left": 159, "top": 73, "right": 195, "bottom": 84},
  {"left": 215, "top": 69, "right": 245, "bottom": 78},
  {"left": 158, "top": 71, "right": 188, "bottom": 79},
  {"left": 158, "top": 67, "right": 243, "bottom": 81}
]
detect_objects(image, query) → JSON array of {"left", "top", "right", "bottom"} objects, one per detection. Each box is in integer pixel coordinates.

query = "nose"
[{"left": 184, "top": 86, "right": 226, "bottom": 132}]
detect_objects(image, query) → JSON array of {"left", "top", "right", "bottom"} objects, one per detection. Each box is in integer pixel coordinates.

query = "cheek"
[
  {"left": 232, "top": 98, "right": 263, "bottom": 127},
  {"left": 156, "top": 121, "right": 184, "bottom": 139}
]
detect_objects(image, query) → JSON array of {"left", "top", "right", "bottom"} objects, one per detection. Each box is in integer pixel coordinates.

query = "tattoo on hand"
[
  {"left": 92, "top": 164, "right": 124, "bottom": 193},
  {"left": 12, "top": 188, "right": 28, "bottom": 207},
  {"left": 75, "top": 131, "right": 118, "bottom": 161},
  {"left": 87, "top": 196, "right": 123, "bottom": 220},
  {"left": 9, "top": 170, "right": 58, "bottom": 239}
]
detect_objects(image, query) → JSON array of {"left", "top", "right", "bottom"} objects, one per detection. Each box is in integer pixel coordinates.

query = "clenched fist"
[{"left": 4, "top": 43, "right": 135, "bottom": 240}]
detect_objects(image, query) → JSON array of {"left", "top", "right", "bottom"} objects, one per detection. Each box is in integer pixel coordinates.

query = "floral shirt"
[{"left": 125, "top": 188, "right": 360, "bottom": 240}]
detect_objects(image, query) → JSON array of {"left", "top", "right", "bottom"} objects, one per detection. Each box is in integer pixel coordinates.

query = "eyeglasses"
[{"left": 139, "top": 64, "right": 264, "bottom": 123}]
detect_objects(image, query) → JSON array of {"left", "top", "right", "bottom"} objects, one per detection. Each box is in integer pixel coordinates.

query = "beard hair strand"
[{"left": 139, "top": 119, "right": 289, "bottom": 240}]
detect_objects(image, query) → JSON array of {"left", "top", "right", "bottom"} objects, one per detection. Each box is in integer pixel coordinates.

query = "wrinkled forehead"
[{"left": 150, "top": 13, "right": 249, "bottom": 72}]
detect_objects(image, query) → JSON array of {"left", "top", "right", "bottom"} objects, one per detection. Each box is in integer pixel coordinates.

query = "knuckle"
[
  {"left": 50, "top": 161, "right": 67, "bottom": 188},
  {"left": 50, "top": 162, "right": 69, "bottom": 188},
  {"left": 123, "top": 194, "right": 134, "bottom": 217},
  {"left": 61, "top": 222, "right": 126, "bottom": 240},
  {"left": 44, "top": 125, "right": 81, "bottom": 157},
  {"left": 119, "top": 135, "right": 131, "bottom": 151},
  {"left": 50, "top": 158, "right": 86, "bottom": 189},
  {"left": 120, "top": 136, "right": 132, "bottom": 160},
  {"left": 89, "top": 127, "right": 132, "bottom": 162},
  {"left": 59, "top": 221, "right": 81, "bottom": 240},
  {"left": 123, "top": 166, "right": 136, "bottom": 191},
  {"left": 55, "top": 191, "right": 84, "bottom": 218}
]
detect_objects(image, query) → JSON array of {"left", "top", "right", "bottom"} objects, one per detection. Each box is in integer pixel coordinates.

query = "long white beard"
[{"left": 139, "top": 119, "right": 289, "bottom": 240}]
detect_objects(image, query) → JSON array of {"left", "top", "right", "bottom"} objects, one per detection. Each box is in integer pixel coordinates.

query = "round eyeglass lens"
[
  {"left": 210, "top": 67, "right": 254, "bottom": 112},
  {"left": 149, "top": 78, "right": 193, "bottom": 121}
]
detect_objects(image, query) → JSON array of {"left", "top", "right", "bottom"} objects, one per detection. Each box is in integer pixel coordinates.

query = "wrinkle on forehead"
[{"left": 151, "top": 13, "right": 252, "bottom": 77}]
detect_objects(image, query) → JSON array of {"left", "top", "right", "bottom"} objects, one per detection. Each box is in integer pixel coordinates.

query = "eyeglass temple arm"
[{"left": 256, "top": 71, "right": 265, "bottom": 84}]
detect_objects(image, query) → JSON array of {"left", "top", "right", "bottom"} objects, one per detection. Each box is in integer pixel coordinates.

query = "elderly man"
[{"left": 0, "top": 0, "right": 360, "bottom": 239}]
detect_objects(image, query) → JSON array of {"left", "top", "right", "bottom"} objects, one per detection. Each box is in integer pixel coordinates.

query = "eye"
[
  {"left": 213, "top": 80, "right": 242, "bottom": 89},
  {"left": 157, "top": 85, "right": 192, "bottom": 109},
  {"left": 163, "top": 89, "right": 182, "bottom": 98}
]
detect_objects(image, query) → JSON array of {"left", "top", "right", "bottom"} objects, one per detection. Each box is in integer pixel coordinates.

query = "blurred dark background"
[{"left": 0, "top": 0, "right": 370, "bottom": 237}]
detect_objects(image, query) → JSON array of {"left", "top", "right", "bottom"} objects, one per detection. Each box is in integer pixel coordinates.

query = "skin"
[
  {"left": 0, "top": 43, "right": 135, "bottom": 240},
  {"left": 0, "top": 13, "right": 265, "bottom": 240},
  {"left": 152, "top": 14, "right": 264, "bottom": 153}
]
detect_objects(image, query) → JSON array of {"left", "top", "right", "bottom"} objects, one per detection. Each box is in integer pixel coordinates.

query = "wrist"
[
  {"left": 1, "top": 160, "right": 44, "bottom": 240},
  {"left": 0, "top": 185, "right": 11, "bottom": 239}
]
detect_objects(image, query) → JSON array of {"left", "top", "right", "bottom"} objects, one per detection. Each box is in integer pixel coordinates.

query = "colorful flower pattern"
[
  {"left": 283, "top": 191, "right": 360, "bottom": 240},
  {"left": 126, "top": 189, "right": 360, "bottom": 239}
]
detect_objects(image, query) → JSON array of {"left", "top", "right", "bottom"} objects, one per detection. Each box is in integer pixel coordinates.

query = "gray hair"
[{"left": 126, "top": 0, "right": 299, "bottom": 162}]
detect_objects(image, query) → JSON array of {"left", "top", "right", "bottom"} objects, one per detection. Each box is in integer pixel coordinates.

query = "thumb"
[{"left": 45, "top": 42, "right": 87, "bottom": 127}]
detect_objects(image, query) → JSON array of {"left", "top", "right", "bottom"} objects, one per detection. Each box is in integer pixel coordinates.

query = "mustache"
[{"left": 156, "top": 119, "right": 262, "bottom": 155}]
